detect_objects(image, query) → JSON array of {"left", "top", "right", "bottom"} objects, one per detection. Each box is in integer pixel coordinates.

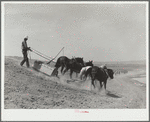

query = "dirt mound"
[{"left": 4, "top": 56, "right": 146, "bottom": 109}]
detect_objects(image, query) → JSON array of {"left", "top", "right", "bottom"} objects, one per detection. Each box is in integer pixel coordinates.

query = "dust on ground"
[{"left": 4, "top": 56, "right": 146, "bottom": 109}]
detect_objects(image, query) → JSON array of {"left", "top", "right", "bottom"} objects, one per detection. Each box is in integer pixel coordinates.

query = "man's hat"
[{"left": 24, "top": 36, "right": 28, "bottom": 40}]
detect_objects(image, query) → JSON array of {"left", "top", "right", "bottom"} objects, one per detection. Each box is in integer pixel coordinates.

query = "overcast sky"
[{"left": 3, "top": 2, "right": 147, "bottom": 62}]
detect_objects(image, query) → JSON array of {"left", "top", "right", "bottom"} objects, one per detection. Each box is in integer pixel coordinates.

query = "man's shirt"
[{"left": 22, "top": 40, "right": 28, "bottom": 52}]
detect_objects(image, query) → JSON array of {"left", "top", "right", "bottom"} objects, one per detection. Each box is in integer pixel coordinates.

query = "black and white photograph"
[{"left": 1, "top": 1, "right": 149, "bottom": 121}]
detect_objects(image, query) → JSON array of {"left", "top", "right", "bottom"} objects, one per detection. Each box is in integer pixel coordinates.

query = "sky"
[{"left": 3, "top": 2, "right": 147, "bottom": 62}]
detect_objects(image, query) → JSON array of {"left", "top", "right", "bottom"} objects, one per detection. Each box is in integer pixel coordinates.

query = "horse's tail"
[
  {"left": 55, "top": 58, "right": 61, "bottom": 67},
  {"left": 51, "top": 67, "right": 58, "bottom": 76}
]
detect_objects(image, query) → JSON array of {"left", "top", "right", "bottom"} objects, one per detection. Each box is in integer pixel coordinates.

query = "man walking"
[{"left": 20, "top": 36, "right": 32, "bottom": 67}]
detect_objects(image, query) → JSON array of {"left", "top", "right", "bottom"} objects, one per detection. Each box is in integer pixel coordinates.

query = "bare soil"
[{"left": 4, "top": 56, "right": 146, "bottom": 109}]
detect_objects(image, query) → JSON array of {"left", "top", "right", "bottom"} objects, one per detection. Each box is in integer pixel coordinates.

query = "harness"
[
  {"left": 104, "top": 69, "right": 110, "bottom": 78},
  {"left": 98, "top": 67, "right": 110, "bottom": 78}
]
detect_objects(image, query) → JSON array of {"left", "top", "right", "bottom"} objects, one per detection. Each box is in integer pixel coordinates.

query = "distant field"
[{"left": 93, "top": 61, "right": 146, "bottom": 74}]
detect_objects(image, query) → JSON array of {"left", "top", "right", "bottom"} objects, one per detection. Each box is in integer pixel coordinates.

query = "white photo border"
[{"left": 1, "top": 1, "right": 149, "bottom": 121}]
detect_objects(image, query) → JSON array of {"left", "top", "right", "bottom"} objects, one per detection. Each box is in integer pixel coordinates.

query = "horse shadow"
[
  {"left": 66, "top": 78, "right": 84, "bottom": 84},
  {"left": 106, "top": 90, "right": 121, "bottom": 98}
]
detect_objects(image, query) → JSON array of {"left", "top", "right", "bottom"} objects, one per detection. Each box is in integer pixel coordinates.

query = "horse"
[
  {"left": 85, "top": 66, "right": 114, "bottom": 91},
  {"left": 51, "top": 56, "right": 84, "bottom": 79},
  {"left": 51, "top": 56, "right": 76, "bottom": 76},
  {"left": 65, "top": 61, "right": 84, "bottom": 79},
  {"left": 74, "top": 57, "right": 85, "bottom": 66},
  {"left": 79, "top": 66, "right": 92, "bottom": 80},
  {"left": 78, "top": 60, "right": 93, "bottom": 80},
  {"left": 59, "top": 56, "right": 85, "bottom": 75},
  {"left": 84, "top": 60, "right": 93, "bottom": 67},
  {"left": 72, "top": 57, "right": 85, "bottom": 77},
  {"left": 79, "top": 60, "right": 93, "bottom": 80}
]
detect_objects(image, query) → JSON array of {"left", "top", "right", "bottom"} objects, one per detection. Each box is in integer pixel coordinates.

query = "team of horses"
[{"left": 51, "top": 56, "right": 114, "bottom": 91}]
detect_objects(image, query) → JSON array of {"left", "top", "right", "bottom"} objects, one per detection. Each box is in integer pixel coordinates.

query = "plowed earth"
[{"left": 4, "top": 56, "right": 146, "bottom": 109}]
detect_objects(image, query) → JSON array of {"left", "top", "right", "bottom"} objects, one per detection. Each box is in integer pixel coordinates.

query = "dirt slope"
[{"left": 4, "top": 56, "right": 146, "bottom": 109}]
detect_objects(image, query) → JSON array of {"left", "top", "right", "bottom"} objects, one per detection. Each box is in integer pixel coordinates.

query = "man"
[
  {"left": 20, "top": 36, "right": 32, "bottom": 67},
  {"left": 99, "top": 64, "right": 109, "bottom": 77}
]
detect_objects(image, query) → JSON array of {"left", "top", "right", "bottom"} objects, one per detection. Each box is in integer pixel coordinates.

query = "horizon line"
[{"left": 5, "top": 55, "right": 146, "bottom": 63}]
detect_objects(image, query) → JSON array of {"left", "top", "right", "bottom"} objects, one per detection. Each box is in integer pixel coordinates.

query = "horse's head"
[
  {"left": 85, "top": 60, "right": 93, "bottom": 67},
  {"left": 89, "top": 60, "right": 94, "bottom": 66},
  {"left": 107, "top": 69, "right": 114, "bottom": 79},
  {"left": 73, "top": 57, "right": 85, "bottom": 66}
]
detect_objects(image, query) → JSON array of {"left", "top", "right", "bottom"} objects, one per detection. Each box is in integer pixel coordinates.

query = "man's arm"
[{"left": 27, "top": 47, "right": 32, "bottom": 51}]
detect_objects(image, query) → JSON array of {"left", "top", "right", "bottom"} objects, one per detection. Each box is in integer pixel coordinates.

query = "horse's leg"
[
  {"left": 104, "top": 80, "right": 107, "bottom": 93},
  {"left": 91, "top": 78, "right": 95, "bottom": 91},
  {"left": 76, "top": 73, "right": 78, "bottom": 78},
  {"left": 100, "top": 81, "right": 103, "bottom": 88},
  {"left": 91, "top": 80, "right": 92, "bottom": 91},
  {"left": 80, "top": 73, "right": 82, "bottom": 80},
  {"left": 51, "top": 67, "right": 59, "bottom": 76},
  {"left": 70, "top": 69, "right": 73, "bottom": 79},
  {"left": 80, "top": 71, "right": 84, "bottom": 80},
  {"left": 99, "top": 81, "right": 103, "bottom": 92},
  {"left": 87, "top": 72, "right": 91, "bottom": 80},
  {"left": 83, "top": 74, "right": 86, "bottom": 81},
  {"left": 63, "top": 66, "right": 69, "bottom": 75},
  {"left": 83, "top": 71, "right": 87, "bottom": 81},
  {"left": 86, "top": 75, "right": 88, "bottom": 80},
  {"left": 60, "top": 66, "right": 64, "bottom": 74},
  {"left": 85, "top": 71, "right": 89, "bottom": 80},
  {"left": 56, "top": 71, "right": 58, "bottom": 77},
  {"left": 89, "top": 75, "right": 91, "bottom": 80},
  {"left": 84, "top": 70, "right": 89, "bottom": 81},
  {"left": 79, "top": 70, "right": 84, "bottom": 80}
]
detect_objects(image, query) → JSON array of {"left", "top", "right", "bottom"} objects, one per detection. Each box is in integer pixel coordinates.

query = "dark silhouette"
[
  {"left": 73, "top": 57, "right": 85, "bottom": 77},
  {"left": 74, "top": 57, "right": 85, "bottom": 66},
  {"left": 20, "top": 36, "right": 32, "bottom": 67},
  {"left": 84, "top": 60, "right": 93, "bottom": 67},
  {"left": 67, "top": 60, "right": 84, "bottom": 79},
  {"left": 85, "top": 66, "right": 114, "bottom": 91},
  {"left": 51, "top": 56, "right": 84, "bottom": 78}
]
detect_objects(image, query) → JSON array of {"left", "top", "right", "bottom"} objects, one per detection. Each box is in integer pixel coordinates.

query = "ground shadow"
[
  {"left": 106, "top": 91, "right": 121, "bottom": 98},
  {"left": 66, "top": 78, "right": 84, "bottom": 83}
]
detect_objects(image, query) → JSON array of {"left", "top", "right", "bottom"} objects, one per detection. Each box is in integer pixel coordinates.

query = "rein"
[
  {"left": 28, "top": 50, "right": 31, "bottom": 62},
  {"left": 104, "top": 69, "right": 110, "bottom": 78}
]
